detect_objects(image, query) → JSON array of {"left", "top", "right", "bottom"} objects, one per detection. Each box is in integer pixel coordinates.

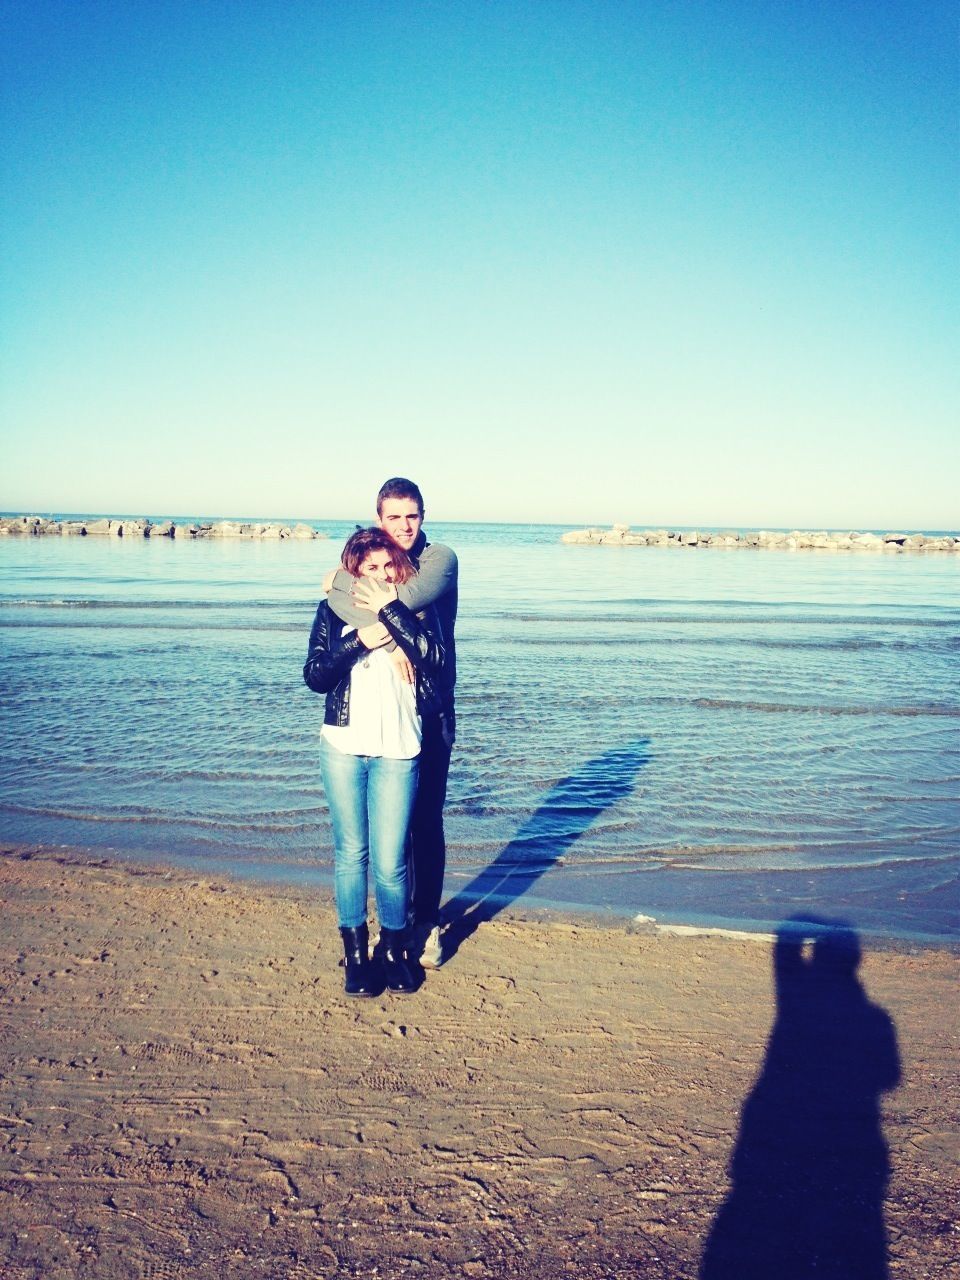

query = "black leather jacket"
[{"left": 303, "top": 597, "right": 447, "bottom": 727}]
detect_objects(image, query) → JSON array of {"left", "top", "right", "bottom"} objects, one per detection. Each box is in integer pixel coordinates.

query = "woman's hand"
[
  {"left": 352, "top": 576, "right": 398, "bottom": 614},
  {"left": 389, "top": 648, "right": 416, "bottom": 685}
]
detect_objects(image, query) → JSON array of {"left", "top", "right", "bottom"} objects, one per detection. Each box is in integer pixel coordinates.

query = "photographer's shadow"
[
  {"left": 441, "top": 739, "right": 651, "bottom": 959},
  {"left": 700, "top": 917, "right": 901, "bottom": 1280}
]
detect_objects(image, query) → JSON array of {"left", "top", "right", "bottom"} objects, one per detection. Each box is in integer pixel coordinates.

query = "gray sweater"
[{"left": 327, "top": 536, "right": 458, "bottom": 705}]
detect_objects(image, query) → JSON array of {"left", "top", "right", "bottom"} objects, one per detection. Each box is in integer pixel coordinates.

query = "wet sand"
[{"left": 1, "top": 848, "right": 957, "bottom": 1278}]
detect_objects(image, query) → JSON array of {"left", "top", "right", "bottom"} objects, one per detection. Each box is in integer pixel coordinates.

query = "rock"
[
  {"left": 116, "top": 519, "right": 149, "bottom": 538},
  {"left": 0, "top": 516, "right": 37, "bottom": 535},
  {"left": 557, "top": 524, "right": 955, "bottom": 553},
  {"left": 84, "top": 519, "right": 113, "bottom": 536},
  {"left": 1, "top": 515, "right": 60, "bottom": 535},
  {"left": 149, "top": 521, "right": 176, "bottom": 538},
  {"left": 291, "top": 523, "right": 317, "bottom": 539},
  {"left": 852, "top": 532, "right": 883, "bottom": 549}
]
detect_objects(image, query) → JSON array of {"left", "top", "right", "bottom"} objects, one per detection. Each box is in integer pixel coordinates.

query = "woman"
[{"left": 303, "top": 527, "right": 447, "bottom": 997}]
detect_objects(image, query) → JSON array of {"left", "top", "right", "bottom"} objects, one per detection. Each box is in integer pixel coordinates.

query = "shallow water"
[{"left": 1, "top": 523, "right": 957, "bottom": 941}]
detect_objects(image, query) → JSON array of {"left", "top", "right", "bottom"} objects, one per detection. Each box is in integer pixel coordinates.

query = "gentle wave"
[
  {"left": 4, "top": 596, "right": 959, "bottom": 626},
  {"left": 691, "top": 698, "right": 959, "bottom": 718},
  {"left": 490, "top": 610, "right": 960, "bottom": 628},
  {"left": 0, "top": 597, "right": 301, "bottom": 610},
  {"left": 0, "top": 759, "right": 317, "bottom": 784},
  {"left": 1, "top": 802, "right": 326, "bottom": 834}
]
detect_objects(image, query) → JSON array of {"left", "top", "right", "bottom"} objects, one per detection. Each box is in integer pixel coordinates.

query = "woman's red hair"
[{"left": 340, "top": 527, "right": 414, "bottom": 584}]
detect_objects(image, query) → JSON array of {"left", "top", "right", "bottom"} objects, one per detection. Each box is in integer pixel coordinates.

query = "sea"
[{"left": 1, "top": 518, "right": 957, "bottom": 944}]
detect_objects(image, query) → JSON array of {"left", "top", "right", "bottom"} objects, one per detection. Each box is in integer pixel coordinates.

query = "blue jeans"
[{"left": 320, "top": 737, "right": 419, "bottom": 931}]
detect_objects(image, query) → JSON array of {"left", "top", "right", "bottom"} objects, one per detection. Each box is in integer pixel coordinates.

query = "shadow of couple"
[{"left": 439, "top": 737, "right": 652, "bottom": 957}]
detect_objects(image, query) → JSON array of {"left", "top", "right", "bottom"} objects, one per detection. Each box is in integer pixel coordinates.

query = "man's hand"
[
  {"left": 389, "top": 647, "right": 416, "bottom": 685},
  {"left": 353, "top": 577, "right": 398, "bottom": 614},
  {"left": 358, "top": 622, "right": 391, "bottom": 649}
]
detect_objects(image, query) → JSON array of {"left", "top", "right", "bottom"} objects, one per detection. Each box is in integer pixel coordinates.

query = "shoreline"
[
  {"left": 2, "top": 847, "right": 957, "bottom": 1278},
  {"left": 10, "top": 842, "right": 958, "bottom": 953}
]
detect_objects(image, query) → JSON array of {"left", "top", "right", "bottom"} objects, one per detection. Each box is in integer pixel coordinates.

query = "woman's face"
[{"left": 357, "top": 548, "right": 396, "bottom": 581}]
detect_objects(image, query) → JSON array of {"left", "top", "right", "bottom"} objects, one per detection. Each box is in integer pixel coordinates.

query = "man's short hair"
[{"left": 377, "top": 476, "right": 424, "bottom": 517}]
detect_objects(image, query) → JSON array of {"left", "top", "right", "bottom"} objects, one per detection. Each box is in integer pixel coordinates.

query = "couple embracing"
[{"left": 303, "top": 477, "right": 457, "bottom": 996}]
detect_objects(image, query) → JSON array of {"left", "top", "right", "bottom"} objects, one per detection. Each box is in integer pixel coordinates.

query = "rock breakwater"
[
  {"left": 0, "top": 515, "right": 327, "bottom": 541},
  {"left": 562, "top": 525, "right": 959, "bottom": 552}
]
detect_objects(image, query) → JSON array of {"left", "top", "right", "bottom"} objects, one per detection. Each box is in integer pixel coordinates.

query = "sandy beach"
[{"left": 1, "top": 848, "right": 957, "bottom": 1279}]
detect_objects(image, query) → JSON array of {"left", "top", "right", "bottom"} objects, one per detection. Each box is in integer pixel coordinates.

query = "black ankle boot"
[
  {"left": 340, "top": 925, "right": 377, "bottom": 997},
  {"left": 380, "top": 927, "right": 416, "bottom": 994}
]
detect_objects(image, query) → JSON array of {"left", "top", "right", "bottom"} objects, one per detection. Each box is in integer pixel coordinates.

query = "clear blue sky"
[{"left": 2, "top": 1, "right": 957, "bottom": 527}]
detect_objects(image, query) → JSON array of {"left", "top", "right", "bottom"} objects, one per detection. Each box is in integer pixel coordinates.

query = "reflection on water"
[{"left": 0, "top": 526, "right": 958, "bottom": 939}]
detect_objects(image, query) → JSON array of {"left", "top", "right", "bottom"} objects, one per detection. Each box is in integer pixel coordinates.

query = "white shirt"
[{"left": 321, "top": 627, "right": 422, "bottom": 759}]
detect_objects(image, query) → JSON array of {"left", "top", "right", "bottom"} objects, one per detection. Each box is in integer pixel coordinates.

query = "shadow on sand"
[
  {"left": 700, "top": 916, "right": 901, "bottom": 1280},
  {"left": 441, "top": 738, "right": 652, "bottom": 960}
]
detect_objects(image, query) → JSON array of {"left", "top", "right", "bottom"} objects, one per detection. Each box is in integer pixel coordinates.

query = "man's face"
[{"left": 379, "top": 497, "right": 423, "bottom": 551}]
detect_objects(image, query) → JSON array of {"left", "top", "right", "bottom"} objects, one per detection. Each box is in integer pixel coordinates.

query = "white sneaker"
[{"left": 419, "top": 925, "right": 444, "bottom": 970}]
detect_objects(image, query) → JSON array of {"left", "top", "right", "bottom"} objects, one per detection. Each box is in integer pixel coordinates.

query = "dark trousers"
[{"left": 409, "top": 712, "right": 452, "bottom": 926}]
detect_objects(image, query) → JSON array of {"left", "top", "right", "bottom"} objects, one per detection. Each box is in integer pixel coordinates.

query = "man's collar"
[{"left": 411, "top": 530, "right": 428, "bottom": 559}]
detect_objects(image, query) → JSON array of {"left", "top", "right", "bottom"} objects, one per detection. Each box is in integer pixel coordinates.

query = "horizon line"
[{"left": 2, "top": 510, "right": 958, "bottom": 538}]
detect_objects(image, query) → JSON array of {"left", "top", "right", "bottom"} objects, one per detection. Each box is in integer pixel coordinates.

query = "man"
[{"left": 326, "top": 477, "right": 458, "bottom": 969}]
